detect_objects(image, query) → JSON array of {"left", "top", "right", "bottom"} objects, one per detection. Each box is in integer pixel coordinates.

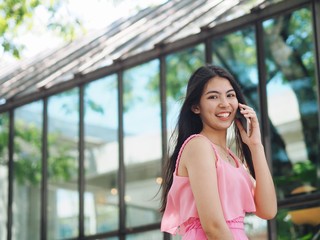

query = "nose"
[{"left": 218, "top": 96, "right": 229, "bottom": 107}]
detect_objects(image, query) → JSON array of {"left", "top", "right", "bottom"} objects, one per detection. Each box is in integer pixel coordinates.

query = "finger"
[
  {"left": 239, "top": 106, "right": 256, "bottom": 119},
  {"left": 239, "top": 103, "right": 250, "bottom": 108},
  {"left": 239, "top": 106, "right": 254, "bottom": 113},
  {"left": 238, "top": 103, "right": 255, "bottom": 114}
]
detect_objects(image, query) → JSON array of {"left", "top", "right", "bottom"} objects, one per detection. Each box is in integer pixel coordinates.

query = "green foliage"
[
  {"left": 47, "top": 131, "right": 77, "bottom": 182},
  {"left": 123, "top": 70, "right": 136, "bottom": 113},
  {"left": 12, "top": 118, "right": 76, "bottom": 186},
  {"left": 0, "top": 113, "right": 9, "bottom": 164},
  {"left": 293, "top": 161, "right": 316, "bottom": 177},
  {"left": 85, "top": 99, "right": 104, "bottom": 115},
  {"left": 274, "top": 161, "right": 317, "bottom": 195},
  {"left": 274, "top": 162, "right": 318, "bottom": 240},
  {"left": 5, "top": 88, "right": 106, "bottom": 186},
  {"left": 213, "top": 27, "right": 257, "bottom": 70},
  {"left": 276, "top": 207, "right": 319, "bottom": 240},
  {"left": 279, "top": 160, "right": 316, "bottom": 182},
  {"left": 14, "top": 157, "right": 42, "bottom": 185},
  {"left": 165, "top": 45, "right": 205, "bottom": 101},
  {"left": 0, "top": 0, "right": 83, "bottom": 58},
  {"left": 276, "top": 209, "right": 293, "bottom": 240},
  {"left": 123, "top": 60, "right": 160, "bottom": 112}
]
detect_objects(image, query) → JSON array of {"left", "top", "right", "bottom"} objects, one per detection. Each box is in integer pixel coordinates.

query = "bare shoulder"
[
  {"left": 178, "top": 135, "right": 215, "bottom": 176},
  {"left": 184, "top": 135, "right": 211, "bottom": 150},
  {"left": 181, "top": 135, "right": 215, "bottom": 163}
]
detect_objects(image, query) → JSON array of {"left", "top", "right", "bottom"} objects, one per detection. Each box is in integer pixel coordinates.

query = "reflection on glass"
[
  {"left": 0, "top": 113, "right": 9, "bottom": 239},
  {"left": 123, "top": 60, "right": 161, "bottom": 228},
  {"left": 166, "top": 44, "right": 205, "bottom": 138},
  {"left": 212, "top": 26, "right": 258, "bottom": 106},
  {"left": 48, "top": 90, "right": 79, "bottom": 239},
  {"left": 126, "top": 230, "right": 162, "bottom": 239},
  {"left": 84, "top": 75, "right": 119, "bottom": 235},
  {"left": 276, "top": 204, "right": 320, "bottom": 239},
  {"left": 13, "top": 101, "right": 43, "bottom": 240},
  {"left": 263, "top": 7, "right": 319, "bottom": 199}
]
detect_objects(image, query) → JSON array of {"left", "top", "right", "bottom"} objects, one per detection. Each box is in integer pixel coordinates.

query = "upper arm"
[{"left": 179, "top": 137, "right": 228, "bottom": 230}]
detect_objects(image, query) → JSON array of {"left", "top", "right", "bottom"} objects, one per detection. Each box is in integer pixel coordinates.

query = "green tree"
[
  {"left": 0, "top": 0, "right": 141, "bottom": 59},
  {"left": 0, "top": 113, "right": 9, "bottom": 164},
  {"left": 264, "top": 8, "right": 318, "bottom": 173},
  {"left": 0, "top": 0, "right": 83, "bottom": 58},
  {"left": 15, "top": 120, "right": 77, "bottom": 185}
]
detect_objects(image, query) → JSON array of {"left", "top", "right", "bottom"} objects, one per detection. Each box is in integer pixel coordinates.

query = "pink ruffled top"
[{"left": 161, "top": 134, "right": 256, "bottom": 235}]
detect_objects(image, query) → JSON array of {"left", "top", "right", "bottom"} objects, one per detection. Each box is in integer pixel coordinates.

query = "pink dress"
[{"left": 161, "top": 134, "right": 256, "bottom": 239}]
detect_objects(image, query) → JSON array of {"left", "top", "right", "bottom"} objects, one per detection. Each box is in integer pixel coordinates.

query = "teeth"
[{"left": 217, "top": 113, "right": 229, "bottom": 117}]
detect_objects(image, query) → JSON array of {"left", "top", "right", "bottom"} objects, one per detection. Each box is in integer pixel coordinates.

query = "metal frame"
[
  {"left": 79, "top": 85, "right": 85, "bottom": 238},
  {"left": 117, "top": 71, "right": 126, "bottom": 240},
  {"left": 312, "top": 0, "right": 320, "bottom": 189},
  {"left": 159, "top": 55, "right": 170, "bottom": 240},
  {"left": 7, "top": 110, "right": 14, "bottom": 240},
  {"left": 40, "top": 98, "right": 48, "bottom": 240}
]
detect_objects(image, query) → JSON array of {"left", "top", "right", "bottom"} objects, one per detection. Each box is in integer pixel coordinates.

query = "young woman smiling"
[{"left": 160, "top": 65, "right": 277, "bottom": 240}]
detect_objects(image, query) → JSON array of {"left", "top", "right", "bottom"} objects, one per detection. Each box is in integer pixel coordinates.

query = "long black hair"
[{"left": 160, "top": 64, "right": 255, "bottom": 213}]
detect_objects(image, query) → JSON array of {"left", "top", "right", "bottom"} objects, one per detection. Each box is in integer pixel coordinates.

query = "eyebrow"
[{"left": 205, "top": 89, "right": 235, "bottom": 95}]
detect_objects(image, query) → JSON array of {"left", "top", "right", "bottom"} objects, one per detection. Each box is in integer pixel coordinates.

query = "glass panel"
[
  {"left": 212, "top": 25, "right": 258, "bottom": 107},
  {"left": 84, "top": 75, "right": 119, "bottom": 235},
  {"left": 211, "top": 26, "right": 266, "bottom": 238},
  {"left": 0, "top": 113, "right": 9, "bottom": 239},
  {"left": 276, "top": 204, "right": 320, "bottom": 239},
  {"left": 47, "top": 89, "right": 79, "bottom": 239},
  {"left": 123, "top": 60, "right": 161, "bottom": 228},
  {"left": 166, "top": 44, "right": 205, "bottom": 139},
  {"left": 263, "top": 7, "right": 319, "bottom": 199},
  {"left": 211, "top": 26, "right": 259, "bottom": 145},
  {"left": 126, "top": 230, "right": 163, "bottom": 239},
  {"left": 13, "top": 101, "right": 43, "bottom": 240}
]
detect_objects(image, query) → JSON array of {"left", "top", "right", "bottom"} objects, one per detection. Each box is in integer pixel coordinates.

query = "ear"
[{"left": 191, "top": 105, "right": 200, "bottom": 114}]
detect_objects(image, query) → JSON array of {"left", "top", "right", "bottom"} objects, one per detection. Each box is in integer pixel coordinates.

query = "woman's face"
[{"left": 193, "top": 76, "right": 239, "bottom": 132}]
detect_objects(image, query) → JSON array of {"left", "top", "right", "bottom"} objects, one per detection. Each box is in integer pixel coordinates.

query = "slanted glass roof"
[{"left": 0, "top": 0, "right": 284, "bottom": 106}]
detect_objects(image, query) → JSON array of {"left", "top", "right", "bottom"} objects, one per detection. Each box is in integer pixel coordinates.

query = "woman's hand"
[
  {"left": 236, "top": 103, "right": 277, "bottom": 219},
  {"left": 235, "top": 103, "right": 262, "bottom": 147}
]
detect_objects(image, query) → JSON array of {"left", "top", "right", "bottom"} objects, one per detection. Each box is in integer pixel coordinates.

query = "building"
[{"left": 0, "top": 0, "right": 319, "bottom": 239}]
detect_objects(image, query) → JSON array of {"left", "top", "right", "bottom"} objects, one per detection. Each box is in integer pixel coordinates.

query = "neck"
[{"left": 200, "top": 129, "right": 227, "bottom": 148}]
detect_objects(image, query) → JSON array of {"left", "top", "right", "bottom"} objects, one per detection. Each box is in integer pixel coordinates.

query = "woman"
[{"left": 160, "top": 65, "right": 277, "bottom": 239}]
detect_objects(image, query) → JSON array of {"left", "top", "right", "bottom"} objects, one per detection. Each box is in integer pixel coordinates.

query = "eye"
[
  {"left": 227, "top": 93, "right": 236, "bottom": 98},
  {"left": 208, "top": 95, "right": 218, "bottom": 99}
]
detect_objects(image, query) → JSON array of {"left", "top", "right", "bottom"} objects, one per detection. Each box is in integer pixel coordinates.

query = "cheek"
[
  {"left": 232, "top": 98, "right": 239, "bottom": 107},
  {"left": 228, "top": 99, "right": 239, "bottom": 113},
  {"left": 203, "top": 102, "right": 218, "bottom": 112},
  {"left": 198, "top": 104, "right": 214, "bottom": 118}
]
